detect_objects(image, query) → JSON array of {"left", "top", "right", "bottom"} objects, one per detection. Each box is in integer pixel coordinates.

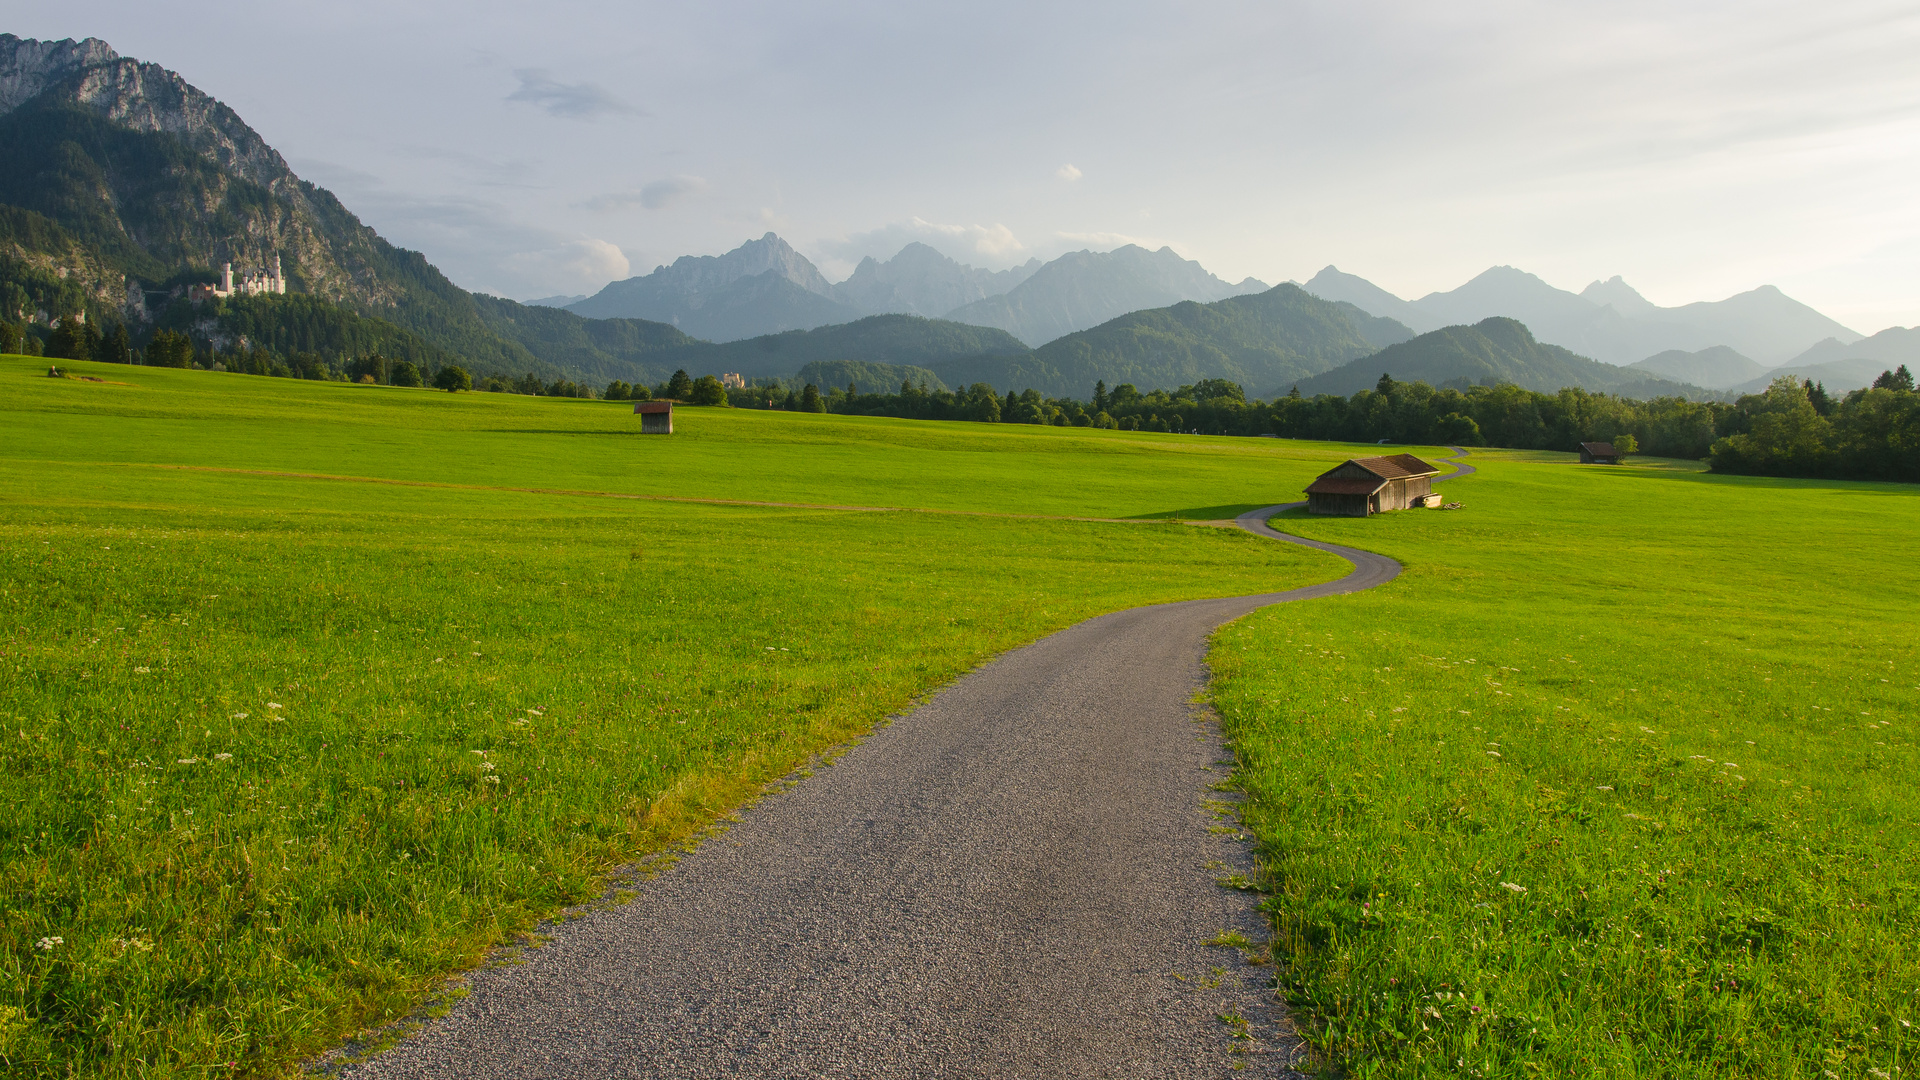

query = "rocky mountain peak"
[
  {"left": 648, "top": 232, "right": 835, "bottom": 298},
  {"left": 0, "top": 35, "right": 119, "bottom": 113}
]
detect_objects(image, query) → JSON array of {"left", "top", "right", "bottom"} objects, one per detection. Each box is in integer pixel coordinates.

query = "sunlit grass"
[
  {"left": 0, "top": 357, "right": 1351, "bottom": 1076},
  {"left": 1212, "top": 453, "right": 1920, "bottom": 1078}
]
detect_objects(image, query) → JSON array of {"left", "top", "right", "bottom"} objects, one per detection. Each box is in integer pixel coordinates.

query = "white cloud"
[
  {"left": 813, "top": 217, "right": 1027, "bottom": 270},
  {"left": 580, "top": 175, "right": 709, "bottom": 212},
  {"left": 1056, "top": 163, "right": 1083, "bottom": 181},
  {"left": 505, "top": 68, "right": 640, "bottom": 119},
  {"left": 1055, "top": 230, "right": 1160, "bottom": 252},
  {"left": 564, "top": 238, "right": 630, "bottom": 280}
]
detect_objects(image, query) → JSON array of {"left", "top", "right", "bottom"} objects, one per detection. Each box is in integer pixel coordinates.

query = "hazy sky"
[{"left": 8, "top": 1, "right": 1919, "bottom": 329}]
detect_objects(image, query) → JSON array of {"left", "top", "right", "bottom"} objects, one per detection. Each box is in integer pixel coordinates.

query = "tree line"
[
  {"left": 1709, "top": 367, "right": 1917, "bottom": 482},
  {"left": 18, "top": 306, "right": 1915, "bottom": 483}
]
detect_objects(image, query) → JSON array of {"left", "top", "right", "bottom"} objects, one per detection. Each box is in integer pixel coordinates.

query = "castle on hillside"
[{"left": 189, "top": 256, "right": 286, "bottom": 301}]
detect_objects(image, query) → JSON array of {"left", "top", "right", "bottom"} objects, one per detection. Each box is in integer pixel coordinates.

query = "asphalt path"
[{"left": 337, "top": 451, "right": 1472, "bottom": 1080}]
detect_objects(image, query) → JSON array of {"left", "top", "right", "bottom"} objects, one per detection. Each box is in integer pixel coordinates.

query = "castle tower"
[
  {"left": 221, "top": 263, "right": 233, "bottom": 295},
  {"left": 272, "top": 254, "right": 285, "bottom": 294}
]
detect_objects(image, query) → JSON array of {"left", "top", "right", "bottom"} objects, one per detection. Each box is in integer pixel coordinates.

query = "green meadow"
[
  {"left": 10, "top": 356, "right": 1916, "bottom": 1080},
  {"left": 1216, "top": 450, "right": 1920, "bottom": 1077},
  {"left": 0, "top": 356, "right": 1366, "bottom": 1077}
]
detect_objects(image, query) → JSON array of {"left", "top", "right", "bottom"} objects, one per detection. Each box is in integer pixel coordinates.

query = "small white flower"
[
  {"left": 177, "top": 758, "right": 197, "bottom": 765},
  {"left": 484, "top": 775, "right": 501, "bottom": 785},
  {"left": 214, "top": 753, "right": 232, "bottom": 761},
  {"left": 134, "top": 666, "right": 151, "bottom": 674},
  {"left": 231, "top": 712, "right": 248, "bottom": 719},
  {"left": 267, "top": 703, "right": 282, "bottom": 710},
  {"left": 1500, "top": 882, "right": 1526, "bottom": 893},
  {"left": 1486, "top": 751, "right": 1502, "bottom": 758},
  {"left": 1596, "top": 785, "right": 1613, "bottom": 791},
  {"left": 36, "top": 936, "right": 63, "bottom": 950},
  {"left": 471, "top": 652, "right": 481, "bottom": 657}
]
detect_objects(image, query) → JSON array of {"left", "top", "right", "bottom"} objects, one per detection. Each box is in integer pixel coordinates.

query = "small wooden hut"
[
  {"left": 635, "top": 400, "right": 673, "bottom": 434},
  {"left": 1578, "top": 441, "right": 1619, "bottom": 465},
  {"left": 1304, "top": 454, "right": 1443, "bottom": 517}
]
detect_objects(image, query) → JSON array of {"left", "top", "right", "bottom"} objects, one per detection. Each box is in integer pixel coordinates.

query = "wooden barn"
[
  {"left": 1304, "top": 454, "right": 1443, "bottom": 517},
  {"left": 635, "top": 400, "right": 673, "bottom": 434},
  {"left": 1578, "top": 441, "right": 1620, "bottom": 464}
]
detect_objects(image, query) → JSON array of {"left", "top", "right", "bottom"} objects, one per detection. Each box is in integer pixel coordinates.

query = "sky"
[{"left": 8, "top": 0, "right": 1920, "bottom": 330}]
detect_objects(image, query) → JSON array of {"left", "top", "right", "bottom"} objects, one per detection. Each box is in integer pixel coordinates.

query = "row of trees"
[
  {"left": 598, "top": 370, "right": 729, "bottom": 405},
  {"left": 758, "top": 373, "right": 1703, "bottom": 451},
  {"left": 716, "top": 369, "right": 1916, "bottom": 482},
  {"left": 20, "top": 311, "right": 1913, "bottom": 482},
  {"left": 1709, "top": 370, "right": 1918, "bottom": 481}
]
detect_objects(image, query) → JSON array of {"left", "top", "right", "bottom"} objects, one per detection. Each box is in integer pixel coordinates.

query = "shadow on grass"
[
  {"left": 480, "top": 428, "right": 654, "bottom": 436},
  {"left": 1610, "top": 466, "right": 1919, "bottom": 495},
  {"left": 1127, "top": 504, "right": 1273, "bottom": 521}
]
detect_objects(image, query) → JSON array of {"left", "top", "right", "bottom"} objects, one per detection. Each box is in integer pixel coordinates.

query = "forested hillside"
[
  {"left": 919, "top": 284, "right": 1409, "bottom": 396},
  {"left": 648, "top": 314, "right": 1027, "bottom": 381},
  {"left": 1296, "top": 317, "right": 1704, "bottom": 398},
  {"left": 0, "top": 35, "right": 691, "bottom": 385}
]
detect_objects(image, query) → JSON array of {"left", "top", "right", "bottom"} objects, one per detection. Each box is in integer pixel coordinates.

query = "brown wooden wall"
[{"left": 1307, "top": 492, "right": 1372, "bottom": 517}]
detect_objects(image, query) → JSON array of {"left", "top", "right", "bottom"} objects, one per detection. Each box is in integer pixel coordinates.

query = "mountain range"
[
  {"left": 4, "top": 33, "right": 1904, "bottom": 410},
  {"left": 645, "top": 314, "right": 1026, "bottom": 381},
  {"left": 1626, "top": 325, "right": 1920, "bottom": 394},
  {"left": 1304, "top": 265, "right": 1861, "bottom": 368},
  {"left": 833, "top": 242, "right": 1042, "bottom": 318},
  {"left": 842, "top": 284, "right": 1401, "bottom": 398},
  {"left": 566, "top": 234, "right": 1269, "bottom": 347}
]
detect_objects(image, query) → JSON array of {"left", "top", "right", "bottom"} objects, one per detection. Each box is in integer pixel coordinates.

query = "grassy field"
[
  {"left": 0, "top": 356, "right": 1384, "bottom": 1077},
  {"left": 4, "top": 357, "right": 1416, "bottom": 520},
  {"left": 1213, "top": 449, "right": 1920, "bottom": 1077}
]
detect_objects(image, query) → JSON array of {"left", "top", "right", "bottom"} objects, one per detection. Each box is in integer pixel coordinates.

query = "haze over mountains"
[
  {"left": 564, "top": 234, "right": 1269, "bottom": 347},
  {"left": 3, "top": 32, "right": 1912, "bottom": 408},
  {"left": 1304, "top": 266, "right": 1860, "bottom": 368}
]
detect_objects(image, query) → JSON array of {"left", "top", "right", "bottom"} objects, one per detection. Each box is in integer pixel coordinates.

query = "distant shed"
[
  {"left": 1304, "top": 454, "right": 1443, "bottom": 516},
  {"left": 1578, "top": 441, "right": 1619, "bottom": 465},
  {"left": 636, "top": 400, "right": 673, "bottom": 434}
]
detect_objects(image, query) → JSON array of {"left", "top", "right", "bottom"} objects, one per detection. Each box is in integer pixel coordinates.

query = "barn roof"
[
  {"left": 1581, "top": 441, "right": 1617, "bottom": 456},
  {"left": 635, "top": 401, "right": 673, "bottom": 414},
  {"left": 1355, "top": 453, "right": 1443, "bottom": 479},
  {"left": 1302, "top": 453, "right": 1442, "bottom": 497},
  {"left": 1305, "top": 476, "right": 1388, "bottom": 496}
]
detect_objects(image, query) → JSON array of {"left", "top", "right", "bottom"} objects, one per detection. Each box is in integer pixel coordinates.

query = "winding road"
[{"left": 338, "top": 450, "right": 1472, "bottom": 1080}]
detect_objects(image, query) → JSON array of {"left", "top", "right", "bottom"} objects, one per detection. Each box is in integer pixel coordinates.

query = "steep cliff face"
[
  {"left": 0, "top": 34, "right": 118, "bottom": 113},
  {"left": 0, "top": 36, "right": 713, "bottom": 383},
  {"left": 0, "top": 35, "right": 440, "bottom": 315}
]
